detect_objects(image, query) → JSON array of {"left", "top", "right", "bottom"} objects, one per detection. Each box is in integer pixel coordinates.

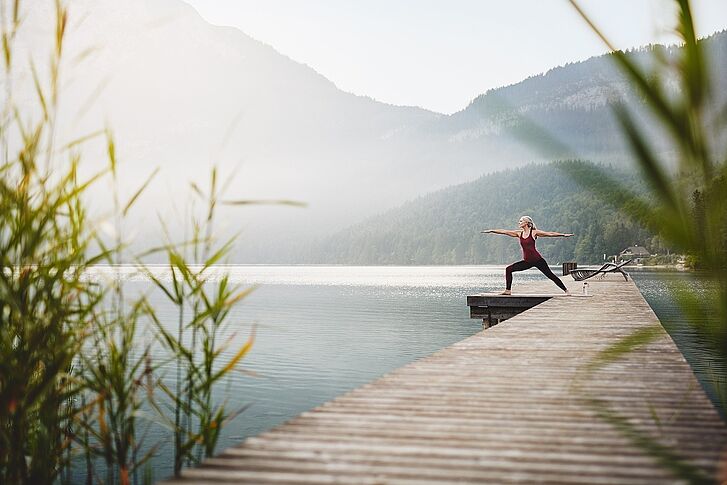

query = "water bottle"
[{"left": 582, "top": 282, "right": 589, "bottom": 296}]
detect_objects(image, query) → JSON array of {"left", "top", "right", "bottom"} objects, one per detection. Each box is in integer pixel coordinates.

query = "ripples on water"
[{"left": 81, "top": 265, "right": 725, "bottom": 481}]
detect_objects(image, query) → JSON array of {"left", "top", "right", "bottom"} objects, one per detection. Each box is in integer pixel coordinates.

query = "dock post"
[{"left": 485, "top": 307, "right": 493, "bottom": 329}]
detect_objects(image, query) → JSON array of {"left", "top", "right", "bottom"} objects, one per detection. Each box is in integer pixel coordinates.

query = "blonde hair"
[{"left": 520, "top": 215, "right": 536, "bottom": 229}]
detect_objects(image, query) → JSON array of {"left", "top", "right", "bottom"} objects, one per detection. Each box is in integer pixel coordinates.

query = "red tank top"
[{"left": 519, "top": 230, "right": 542, "bottom": 262}]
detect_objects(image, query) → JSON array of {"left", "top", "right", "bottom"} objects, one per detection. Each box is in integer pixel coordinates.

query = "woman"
[{"left": 481, "top": 216, "right": 573, "bottom": 295}]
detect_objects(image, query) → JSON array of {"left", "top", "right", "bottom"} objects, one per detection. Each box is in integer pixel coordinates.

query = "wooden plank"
[
  {"left": 162, "top": 278, "right": 727, "bottom": 484},
  {"left": 466, "top": 294, "right": 551, "bottom": 307},
  {"left": 469, "top": 306, "right": 532, "bottom": 320}
]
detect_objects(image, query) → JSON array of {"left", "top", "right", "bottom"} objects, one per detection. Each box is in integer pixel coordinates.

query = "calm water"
[{"left": 81, "top": 265, "right": 725, "bottom": 482}]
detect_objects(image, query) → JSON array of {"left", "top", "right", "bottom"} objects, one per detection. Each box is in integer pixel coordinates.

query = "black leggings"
[{"left": 506, "top": 258, "right": 567, "bottom": 292}]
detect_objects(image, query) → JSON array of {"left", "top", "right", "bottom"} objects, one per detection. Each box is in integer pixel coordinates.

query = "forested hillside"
[{"left": 303, "top": 162, "right": 670, "bottom": 265}]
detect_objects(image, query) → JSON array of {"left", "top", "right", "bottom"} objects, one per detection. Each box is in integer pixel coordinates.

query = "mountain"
[
  {"left": 17, "top": 0, "right": 449, "bottom": 256},
  {"left": 301, "top": 161, "right": 665, "bottom": 265},
  {"left": 406, "top": 30, "right": 727, "bottom": 170},
  {"left": 12, "top": 0, "right": 727, "bottom": 261}
]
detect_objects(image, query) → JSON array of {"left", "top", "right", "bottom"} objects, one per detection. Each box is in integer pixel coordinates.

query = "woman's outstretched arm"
[
  {"left": 481, "top": 229, "right": 520, "bottom": 237},
  {"left": 534, "top": 229, "right": 574, "bottom": 237}
]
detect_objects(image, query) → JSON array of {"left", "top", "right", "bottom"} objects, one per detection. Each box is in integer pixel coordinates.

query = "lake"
[{"left": 83, "top": 265, "right": 725, "bottom": 481}]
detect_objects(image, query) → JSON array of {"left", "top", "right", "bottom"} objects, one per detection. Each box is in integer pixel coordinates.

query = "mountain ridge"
[{"left": 12, "top": 0, "right": 726, "bottom": 262}]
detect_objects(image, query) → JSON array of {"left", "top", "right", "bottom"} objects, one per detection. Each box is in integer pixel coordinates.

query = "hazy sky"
[{"left": 183, "top": 0, "right": 727, "bottom": 114}]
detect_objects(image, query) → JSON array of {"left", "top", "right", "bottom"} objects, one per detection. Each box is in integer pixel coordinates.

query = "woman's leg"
[
  {"left": 534, "top": 258, "right": 568, "bottom": 292},
  {"left": 505, "top": 260, "right": 534, "bottom": 290}
]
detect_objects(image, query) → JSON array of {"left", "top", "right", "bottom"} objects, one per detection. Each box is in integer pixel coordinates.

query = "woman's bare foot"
[{"left": 500, "top": 290, "right": 512, "bottom": 295}]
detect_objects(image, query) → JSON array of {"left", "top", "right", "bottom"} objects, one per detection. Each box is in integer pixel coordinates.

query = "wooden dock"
[
  {"left": 466, "top": 292, "right": 587, "bottom": 327},
  {"left": 164, "top": 276, "right": 727, "bottom": 484}
]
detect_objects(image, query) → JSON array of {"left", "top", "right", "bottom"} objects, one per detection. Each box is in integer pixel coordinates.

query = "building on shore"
[{"left": 619, "top": 245, "right": 650, "bottom": 263}]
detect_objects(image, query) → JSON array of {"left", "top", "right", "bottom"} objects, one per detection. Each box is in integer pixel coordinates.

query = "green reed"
[
  {"left": 0, "top": 0, "right": 299, "bottom": 482},
  {"left": 564, "top": 0, "right": 726, "bottom": 482},
  {"left": 566, "top": 0, "right": 726, "bottom": 398},
  {"left": 0, "top": 1, "right": 99, "bottom": 482},
  {"left": 71, "top": 133, "right": 161, "bottom": 485},
  {"left": 142, "top": 169, "right": 257, "bottom": 476},
  {"left": 480, "top": 1, "right": 726, "bottom": 480}
]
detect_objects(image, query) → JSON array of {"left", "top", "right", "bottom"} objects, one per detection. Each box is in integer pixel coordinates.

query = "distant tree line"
[{"left": 303, "top": 161, "right": 675, "bottom": 265}]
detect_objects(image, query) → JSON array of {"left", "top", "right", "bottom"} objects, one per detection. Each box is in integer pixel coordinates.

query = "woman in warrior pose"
[{"left": 481, "top": 216, "right": 573, "bottom": 295}]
